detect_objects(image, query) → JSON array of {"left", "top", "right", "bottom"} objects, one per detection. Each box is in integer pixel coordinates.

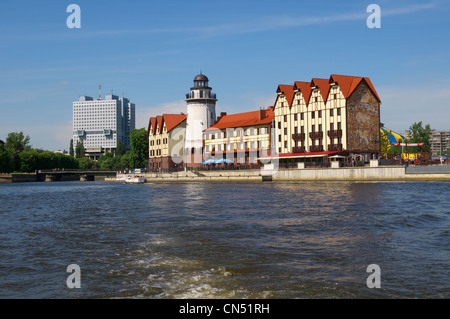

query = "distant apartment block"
[
  {"left": 73, "top": 94, "right": 135, "bottom": 159},
  {"left": 431, "top": 130, "right": 450, "bottom": 155}
]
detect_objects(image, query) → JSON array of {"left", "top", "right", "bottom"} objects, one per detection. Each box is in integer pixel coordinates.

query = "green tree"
[
  {"left": 19, "top": 149, "right": 39, "bottom": 172},
  {"left": 129, "top": 128, "right": 148, "bottom": 169},
  {"left": 119, "top": 152, "right": 131, "bottom": 169},
  {"left": 69, "top": 139, "right": 74, "bottom": 157},
  {"left": 408, "top": 121, "right": 432, "bottom": 153},
  {"left": 0, "top": 148, "right": 16, "bottom": 173},
  {"left": 116, "top": 140, "right": 126, "bottom": 157},
  {"left": 78, "top": 157, "right": 95, "bottom": 169},
  {"left": 75, "top": 140, "right": 85, "bottom": 158},
  {"left": 5, "top": 131, "right": 31, "bottom": 153}
]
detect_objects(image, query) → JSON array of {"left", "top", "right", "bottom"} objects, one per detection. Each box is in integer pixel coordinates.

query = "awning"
[{"left": 259, "top": 150, "right": 344, "bottom": 160}]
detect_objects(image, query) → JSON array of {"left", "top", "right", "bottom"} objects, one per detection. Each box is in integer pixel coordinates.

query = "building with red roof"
[
  {"left": 147, "top": 113, "right": 186, "bottom": 170},
  {"left": 271, "top": 74, "right": 381, "bottom": 166},
  {"left": 203, "top": 107, "right": 274, "bottom": 165}
]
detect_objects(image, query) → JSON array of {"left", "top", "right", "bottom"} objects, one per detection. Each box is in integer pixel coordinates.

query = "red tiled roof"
[
  {"left": 276, "top": 85, "right": 295, "bottom": 107},
  {"left": 293, "top": 81, "right": 312, "bottom": 104},
  {"left": 148, "top": 114, "right": 186, "bottom": 136},
  {"left": 162, "top": 113, "right": 187, "bottom": 132},
  {"left": 310, "top": 78, "right": 331, "bottom": 102},
  {"left": 330, "top": 74, "right": 381, "bottom": 102},
  {"left": 147, "top": 117, "right": 157, "bottom": 136},
  {"left": 156, "top": 115, "right": 163, "bottom": 134},
  {"left": 205, "top": 107, "right": 274, "bottom": 131}
]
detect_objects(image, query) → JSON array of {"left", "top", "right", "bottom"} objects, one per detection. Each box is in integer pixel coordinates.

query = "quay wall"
[
  {"left": 0, "top": 173, "right": 38, "bottom": 183},
  {"left": 114, "top": 165, "right": 450, "bottom": 183},
  {"left": 268, "top": 166, "right": 450, "bottom": 181}
]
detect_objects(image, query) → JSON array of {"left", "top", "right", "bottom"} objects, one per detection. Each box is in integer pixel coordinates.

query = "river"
[{"left": 0, "top": 180, "right": 448, "bottom": 298}]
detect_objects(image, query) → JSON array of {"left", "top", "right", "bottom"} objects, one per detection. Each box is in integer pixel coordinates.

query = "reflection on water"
[{"left": 0, "top": 181, "right": 449, "bottom": 298}]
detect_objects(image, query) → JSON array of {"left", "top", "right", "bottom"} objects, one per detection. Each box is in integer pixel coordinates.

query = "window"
[
  {"left": 301, "top": 113, "right": 304, "bottom": 120},
  {"left": 284, "top": 128, "right": 287, "bottom": 135},
  {"left": 278, "top": 135, "right": 281, "bottom": 142},
  {"left": 301, "top": 126, "right": 304, "bottom": 134},
  {"left": 318, "top": 110, "right": 322, "bottom": 118},
  {"left": 294, "top": 114, "right": 298, "bottom": 121},
  {"left": 311, "top": 111, "right": 315, "bottom": 119},
  {"left": 337, "top": 108, "right": 341, "bottom": 116},
  {"left": 319, "top": 124, "right": 322, "bottom": 132},
  {"left": 338, "top": 122, "right": 342, "bottom": 130},
  {"left": 284, "top": 115, "right": 287, "bottom": 122},
  {"left": 294, "top": 126, "right": 298, "bottom": 134},
  {"left": 312, "top": 125, "right": 315, "bottom": 132},
  {"left": 330, "top": 123, "right": 334, "bottom": 131},
  {"left": 284, "top": 141, "right": 288, "bottom": 148},
  {"left": 330, "top": 109, "right": 334, "bottom": 117},
  {"left": 278, "top": 122, "right": 281, "bottom": 129}
]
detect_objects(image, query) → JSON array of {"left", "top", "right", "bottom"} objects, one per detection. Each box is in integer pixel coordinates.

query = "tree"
[
  {"left": 408, "top": 121, "right": 432, "bottom": 153},
  {"left": 75, "top": 140, "right": 85, "bottom": 158},
  {"left": 5, "top": 131, "right": 31, "bottom": 153},
  {"left": 380, "top": 129, "right": 390, "bottom": 157},
  {"left": 78, "top": 157, "right": 95, "bottom": 169},
  {"left": 19, "top": 149, "right": 39, "bottom": 172},
  {"left": 69, "top": 139, "right": 74, "bottom": 157},
  {"left": 129, "top": 128, "right": 148, "bottom": 169},
  {"left": 116, "top": 140, "right": 126, "bottom": 157},
  {"left": 119, "top": 152, "right": 131, "bottom": 169}
]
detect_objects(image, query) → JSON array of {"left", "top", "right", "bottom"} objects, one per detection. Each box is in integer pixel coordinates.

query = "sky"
[{"left": 0, "top": 0, "right": 449, "bottom": 151}]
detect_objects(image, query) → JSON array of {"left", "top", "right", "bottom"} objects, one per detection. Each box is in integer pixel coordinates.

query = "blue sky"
[{"left": 0, "top": 0, "right": 449, "bottom": 151}]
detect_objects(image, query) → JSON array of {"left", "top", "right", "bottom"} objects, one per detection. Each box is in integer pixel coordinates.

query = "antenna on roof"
[{"left": 98, "top": 85, "right": 102, "bottom": 99}]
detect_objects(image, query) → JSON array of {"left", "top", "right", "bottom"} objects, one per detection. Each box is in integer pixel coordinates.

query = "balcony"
[
  {"left": 328, "top": 144, "right": 343, "bottom": 151},
  {"left": 309, "top": 131, "right": 323, "bottom": 139},
  {"left": 310, "top": 145, "right": 324, "bottom": 152},
  {"left": 292, "top": 133, "right": 305, "bottom": 141},
  {"left": 292, "top": 146, "right": 306, "bottom": 153},
  {"left": 327, "top": 129, "right": 343, "bottom": 138}
]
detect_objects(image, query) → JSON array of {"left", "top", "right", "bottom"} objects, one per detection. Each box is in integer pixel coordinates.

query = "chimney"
[{"left": 259, "top": 108, "right": 265, "bottom": 121}]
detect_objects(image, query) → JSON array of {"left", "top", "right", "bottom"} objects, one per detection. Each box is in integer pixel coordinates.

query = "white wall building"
[
  {"left": 73, "top": 93, "right": 135, "bottom": 159},
  {"left": 184, "top": 73, "right": 217, "bottom": 167}
]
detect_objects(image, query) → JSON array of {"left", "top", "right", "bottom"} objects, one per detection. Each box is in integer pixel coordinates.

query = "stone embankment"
[{"left": 112, "top": 164, "right": 450, "bottom": 183}]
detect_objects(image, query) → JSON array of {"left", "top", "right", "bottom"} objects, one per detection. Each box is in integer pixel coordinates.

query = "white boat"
[{"left": 124, "top": 175, "right": 146, "bottom": 184}]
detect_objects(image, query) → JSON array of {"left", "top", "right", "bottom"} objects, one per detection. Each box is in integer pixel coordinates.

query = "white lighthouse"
[{"left": 185, "top": 72, "right": 217, "bottom": 167}]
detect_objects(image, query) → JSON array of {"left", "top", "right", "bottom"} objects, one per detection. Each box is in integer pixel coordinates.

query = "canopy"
[
  {"left": 214, "top": 158, "right": 234, "bottom": 164},
  {"left": 201, "top": 159, "right": 215, "bottom": 164},
  {"left": 380, "top": 126, "right": 406, "bottom": 144}
]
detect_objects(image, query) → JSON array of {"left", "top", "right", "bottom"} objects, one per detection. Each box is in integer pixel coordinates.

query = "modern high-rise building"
[
  {"left": 431, "top": 130, "right": 450, "bottom": 155},
  {"left": 72, "top": 93, "right": 135, "bottom": 159}
]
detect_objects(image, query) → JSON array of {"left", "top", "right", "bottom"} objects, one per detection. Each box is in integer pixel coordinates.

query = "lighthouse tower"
[{"left": 185, "top": 72, "right": 217, "bottom": 167}]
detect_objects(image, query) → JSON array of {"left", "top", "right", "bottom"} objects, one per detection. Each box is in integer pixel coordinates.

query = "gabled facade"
[
  {"left": 273, "top": 74, "right": 381, "bottom": 163},
  {"left": 147, "top": 113, "right": 186, "bottom": 170}
]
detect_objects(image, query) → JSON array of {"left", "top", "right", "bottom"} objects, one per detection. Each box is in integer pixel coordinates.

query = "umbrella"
[
  {"left": 201, "top": 159, "right": 215, "bottom": 164},
  {"left": 214, "top": 158, "right": 234, "bottom": 164}
]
